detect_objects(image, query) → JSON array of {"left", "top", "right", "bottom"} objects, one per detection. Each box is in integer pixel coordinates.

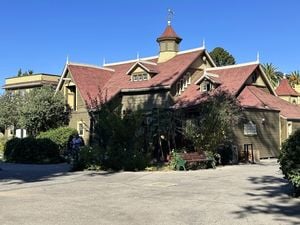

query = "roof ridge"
[
  {"left": 247, "top": 85, "right": 272, "bottom": 109},
  {"left": 103, "top": 56, "right": 158, "bottom": 66},
  {"left": 177, "top": 47, "right": 205, "bottom": 55},
  {"left": 206, "top": 61, "right": 259, "bottom": 70},
  {"left": 68, "top": 62, "right": 115, "bottom": 72}
]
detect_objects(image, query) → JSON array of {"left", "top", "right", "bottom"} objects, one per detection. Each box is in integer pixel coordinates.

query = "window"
[
  {"left": 287, "top": 122, "right": 293, "bottom": 136},
  {"left": 187, "top": 72, "right": 191, "bottom": 84},
  {"left": 183, "top": 76, "right": 188, "bottom": 88},
  {"left": 78, "top": 122, "right": 84, "bottom": 136},
  {"left": 143, "top": 73, "right": 148, "bottom": 80},
  {"left": 180, "top": 79, "right": 184, "bottom": 92},
  {"left": 244, "top": 121, "right": 257, "bottom": 136},
  {"left": 251, "top": 72, "right": 258, "bottom": 83},
  {"left": 66, "top": 85, "right": 76, "bottom": 110},
  {"left": 202, "top": 81, "right": 212, "bottom": 92},
  {"left": 138, "top": 74, "right": 142, "bottom": 81},
  {"left": 176, "top": 82, "right": 181, "bottom": 96},
  {"left": 132, "top": 73, "right": 148, "bottom": 82}
]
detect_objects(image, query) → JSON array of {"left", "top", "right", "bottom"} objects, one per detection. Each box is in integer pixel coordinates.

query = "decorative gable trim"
[
  {"left": 194, "top": 71, "right": 220, "bottom": 85},
  {"left": 126, "top": 61, "right": 158, "bottom": 75}
]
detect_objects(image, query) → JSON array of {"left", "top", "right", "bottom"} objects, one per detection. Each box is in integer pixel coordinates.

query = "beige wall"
[
  {"left": 233, "top": 109, "right": 280, "bottom": 159},
  {"left": 60, "top": 71, "right": 91, "bottom": 144}
]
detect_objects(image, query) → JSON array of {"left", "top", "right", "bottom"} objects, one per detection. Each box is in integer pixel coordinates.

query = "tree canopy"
[
  {"left": 209, "top": 47, "right": 236, "bottom": 67},
  {"left": 288, "top": 70, "right": 300, "bottom": 87},
  {"left": 184, "top": 90, "right": 242, "bottom": 152},
  {"left": 262, "top": 63, "right": 282, "bottom": 88},
  {"left": 0, "top": 86, "right": 70, "bottom": 137}
]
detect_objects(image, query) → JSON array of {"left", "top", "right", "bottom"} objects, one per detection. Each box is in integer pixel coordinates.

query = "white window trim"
[
  {"left": 77, "top": 121, "right": 85, "bottom": 137},
  {"left": 287, "top": 121, "right": 293, "bottom": 137}
]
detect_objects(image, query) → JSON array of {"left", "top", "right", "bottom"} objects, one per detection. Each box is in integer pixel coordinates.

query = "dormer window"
[
  {"left": 132, "top": 72, "right": 148, "bottom": 82},
  {"left": 201, "top": 80, "right": 212, "bottom": 92}
]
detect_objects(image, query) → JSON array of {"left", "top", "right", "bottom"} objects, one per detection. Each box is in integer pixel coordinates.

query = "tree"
[
  {"left": 17, "top": 69, "right": 22, "bottom": 77},
  {"left": 184, "top": 90, "right": 242, "bottom": 153},
  {"left": 278, "top": 129, "right": 300, "bottom": 196},
  {"left": 0, "top": 92, "right": 23, "bottom": 132},
  {"left": 19, "top": 86, "right": 70, "bottom": 136},
  {"left": 209, "top": 47, "right": 235, "bottom": 67},
  {"left": 262, "top": 63, "right": 281, "bottom": 88},
  {"left": 288, "top": 70, "right": 300, "bottom": 88}
]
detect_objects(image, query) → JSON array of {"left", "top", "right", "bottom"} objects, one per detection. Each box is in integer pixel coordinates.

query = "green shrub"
[
  {"left": 278, "top": 129, "right": 300, "bottom": 196},
  {"left": 4, "top": 137, "right": 60, "bottom": 164},
  {"left": 0, "top": 137, "right": 7, "bottom": 159},
  {"left": 75, "top": 145, "right": 102, "bottom": 170},
  {"left": 37, "top": 127, "right": 78, "bottom": 155}
]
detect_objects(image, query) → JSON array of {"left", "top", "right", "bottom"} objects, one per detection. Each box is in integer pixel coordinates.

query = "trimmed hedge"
[
  {"left": 37, "top": 127, "right": 78, "bottom": 155},
  {"left": 4, "top": 137, "right": 61, "bottom": 164},
  {"left": 278, "top": 129, "right": 300, "bottom": 196}
]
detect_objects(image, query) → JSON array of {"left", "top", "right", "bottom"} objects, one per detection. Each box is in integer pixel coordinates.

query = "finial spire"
[
  {"left": 167, "top": 9, "right": 174, "bottom": 26},
  {"left": 66, "top": 55, "right": 69, "bottom": 64},
  {"left": 202, "top": 39, "right": 206, "bottom": 49},
  {"left": 137, "top": 52, "right": 140, "bottom": 61},
  {"left": 102, "top": 57, "right": 106, "bottom": 66},
  {"left": 256, "top": 52, "right": 260, "bottom": 63}
]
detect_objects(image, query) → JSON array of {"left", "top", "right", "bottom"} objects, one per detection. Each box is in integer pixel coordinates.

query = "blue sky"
[{"left": 0, "top": 0, "right": 299, "bottom": 88}]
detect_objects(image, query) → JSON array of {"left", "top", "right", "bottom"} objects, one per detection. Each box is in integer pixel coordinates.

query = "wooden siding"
[{"left": 233, "top": 109, "right": 280, "bottom": 158}]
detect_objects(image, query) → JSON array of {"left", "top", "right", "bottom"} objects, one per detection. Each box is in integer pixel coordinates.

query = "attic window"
[
  {"left": 202, "top": 81, "right": 212, "bottom": 92},
  {"left": 252, "top": 72, "right": 258, "bottom": 83},
  {"left": 244, "top": 121, "right": 257, "bottom": 136},
  {"left": 132, "top": 72, "right": 148, "bottom": 82}
]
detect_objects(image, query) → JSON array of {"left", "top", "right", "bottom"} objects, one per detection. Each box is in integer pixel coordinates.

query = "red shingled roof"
[
  {"left": 101, "top": 49, "right": 203, "bottom": 101},
  {"left": 206, "top": 63, "right": 259, "bottom": 94},
  {"left": 275, "top": 78, "right": 300, "bottom": 96},
  {"left": 68, "top": 64, "right": 113, "bottom": 106},
  {"left": 175, "top": 63, "right": 260, "bottom": 108},
  {"left": 239, "top": 86, "right": 300, "bottom": 118},
  {"left": 66, "top": 49, "right": 204, "bottom": 106},
  {"left": 157, "top": 25, "right": 182, "bottom": 42}
]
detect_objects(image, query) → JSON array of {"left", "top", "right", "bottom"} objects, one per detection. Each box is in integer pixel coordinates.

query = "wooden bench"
[{"left": 173, "top": 152, "right": 212, "bottom": 170}]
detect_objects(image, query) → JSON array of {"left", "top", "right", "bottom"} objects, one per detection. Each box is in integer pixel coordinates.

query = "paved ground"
[{"left": 0, "top": 160, "right": 299, "bottom": 225}]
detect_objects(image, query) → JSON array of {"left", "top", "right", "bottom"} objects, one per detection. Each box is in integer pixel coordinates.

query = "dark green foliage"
[
  {"left": 278, "top": 129, "right": 300, "bottom": 195},
  {"left": 185, "top": 90, "right": 241, "bottom": 153},
  {"left": 19, "top": 86, "right": 70, "bottom": 136},
  {"left": 209, "top": 47, "right": 235, "bottom": 66},
  {"left": 76, "top": 146, "right": 102, "bottom": 170},
  {"left": 4, "top": 137, "right": 61, "bottom": 164},
  {"left": 0, "top": 92, "right": 23, "bottom": 129},
  {"left": 37, "top": 127, "right": 78, "bottom": 155},
  {"left": 262, "top": 63, "right": 281, "bottom": 88},
  {"left": 90, "top": 103, "right": 149, "bottom": 171}
]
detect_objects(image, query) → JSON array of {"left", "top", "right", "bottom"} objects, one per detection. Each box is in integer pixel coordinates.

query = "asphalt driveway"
[{"left": 0, "top": 160, "right": 299, "bottom": 225}]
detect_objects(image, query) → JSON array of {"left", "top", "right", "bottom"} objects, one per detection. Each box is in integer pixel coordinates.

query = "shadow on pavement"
[
  {"left": 0, "top": 162, "right": 72, "bottom": 184},
  {"left": 232, "top": 175, "right": 300, "bottom": 225}
]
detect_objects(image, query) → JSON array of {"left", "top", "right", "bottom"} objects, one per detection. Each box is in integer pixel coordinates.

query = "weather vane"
[{"left": 167, "top": 9, "right": 174, "bottom": 25}]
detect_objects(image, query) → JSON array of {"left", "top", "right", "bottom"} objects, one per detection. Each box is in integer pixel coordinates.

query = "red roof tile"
[
  {"left": 275, "top": 78, "right": 300, "bottom": 96},
  {"left": 67, "top": 49, "right": 204, "bottom": 106},
  {"left": 206, "top": 63, "right": 259, "bottom": 95},
  {"left": 157, "top": 25, "right": 182, "bottom": 42},
  {"left": 239, "top": 86, "right": 300, "bottom": 118},
  {"left": 68, "top": 64, "right": 113, "bottom": 106},
  {"left": 101, "top": 49, "right": 203, "bottom": 101},
  {"left": 175, "top": 63, "right": 259, "bottom": 108}
]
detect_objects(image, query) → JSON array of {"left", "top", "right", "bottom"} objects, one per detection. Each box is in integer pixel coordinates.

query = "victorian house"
[{"left": 56, "top": 21, "right": 300, "bottom": 160}]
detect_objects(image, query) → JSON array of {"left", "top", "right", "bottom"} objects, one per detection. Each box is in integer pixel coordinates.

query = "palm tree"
[
  {"left": 288, "top": 70, "right": 300, "bottom": 88},
  {"left": 262, "top": 63, "right": 281, "bottom": 88}
]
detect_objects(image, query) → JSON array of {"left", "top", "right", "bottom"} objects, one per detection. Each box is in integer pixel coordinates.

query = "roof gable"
[
  {"left": 275, "top": 78, "right": 300, "bottom": 96},
  {"left": 126, "top": 61, "right": 159, "bottom": 75},
  {"left": 239, "top": 86, "right": 300, "bottom": 119}
]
